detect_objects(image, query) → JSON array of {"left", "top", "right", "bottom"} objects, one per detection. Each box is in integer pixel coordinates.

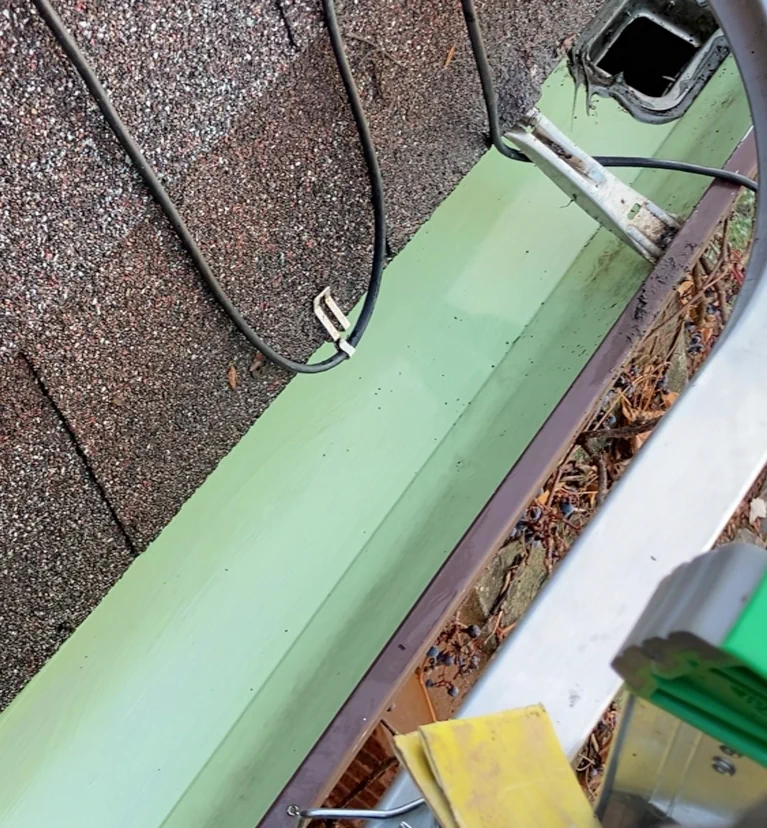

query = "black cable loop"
[
  {"left": 32, "top": 0, "right": 757, "bottom": 377},
  {"left": 32, "top": 0, "right": 387, "bottom": 374}
]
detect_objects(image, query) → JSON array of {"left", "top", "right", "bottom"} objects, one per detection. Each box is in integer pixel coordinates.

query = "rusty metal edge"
[{"left": 260, "top": 130, "right": 757, "bottom": 827}]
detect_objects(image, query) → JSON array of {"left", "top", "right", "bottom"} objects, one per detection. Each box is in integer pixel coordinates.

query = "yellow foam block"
[
  {"left": 396, "top": 705, "right": 600, "bottom": 828},
  {"left": 394, "top": 731, "right": 458, "bottom": 828}
]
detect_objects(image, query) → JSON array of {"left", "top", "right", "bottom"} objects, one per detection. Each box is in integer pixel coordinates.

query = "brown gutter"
[{"left": 260, "top": 131, "right": 757, "bottom": 827}]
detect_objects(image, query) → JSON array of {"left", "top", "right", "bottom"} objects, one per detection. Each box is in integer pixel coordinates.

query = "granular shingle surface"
[
  {"left": 1, "top": 0, "right": 603, "bottom": 710},
  {"left": 0, "top": 356, "right": 134, "bottom": 710}
]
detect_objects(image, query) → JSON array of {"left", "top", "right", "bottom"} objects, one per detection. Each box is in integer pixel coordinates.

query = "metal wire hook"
[{"left": 286, "top": 798, "right": 425, "bottom": 821}]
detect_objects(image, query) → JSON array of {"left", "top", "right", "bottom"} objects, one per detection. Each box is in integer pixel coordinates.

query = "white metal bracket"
[
  {"left": 507, "top": 110, "right": 681, "bottom": 263},
  {"left": 313, "top": 287, "right": 355, "bottom": 357}
]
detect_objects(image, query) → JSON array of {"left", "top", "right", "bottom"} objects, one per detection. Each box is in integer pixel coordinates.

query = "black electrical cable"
[
  {"left": 32, "top": 0, "right": 758, "bottom": 377},
  {"left": 460, "top": 0, "right": 758, "bottom": 194},
  {"left": 32, "top": 0, "right": 386, "bottom": 374}
]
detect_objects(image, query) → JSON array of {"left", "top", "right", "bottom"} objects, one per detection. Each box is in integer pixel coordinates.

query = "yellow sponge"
[{"left": 394, "top": 705, "right": 600, "bottom": 828}]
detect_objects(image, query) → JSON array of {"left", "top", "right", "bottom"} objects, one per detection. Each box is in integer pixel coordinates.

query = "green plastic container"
[{"left": 614, "top": 542, "right": 767, "bottom": 765}]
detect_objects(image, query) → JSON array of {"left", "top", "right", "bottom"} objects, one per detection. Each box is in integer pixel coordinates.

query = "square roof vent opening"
[
  {"left": 570, "top": 0, "right": 729, "bottom": 124},
  {"left": 597, "top": 15, "right": 697, "bottom": 98}
]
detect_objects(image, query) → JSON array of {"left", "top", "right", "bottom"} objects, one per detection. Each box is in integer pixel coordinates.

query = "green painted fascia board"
[{"left": 0, "top": 62, "right": 749, "bottom": 828}]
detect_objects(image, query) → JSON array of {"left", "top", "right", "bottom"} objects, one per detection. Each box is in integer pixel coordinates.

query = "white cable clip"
[{"left": 313, "top": 287, "right": 355, "bottom": 357}]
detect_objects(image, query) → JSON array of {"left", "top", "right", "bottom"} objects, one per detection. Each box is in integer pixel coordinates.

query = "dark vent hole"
[{"left": 598, "top": 16, "right": 697, "bottom": 97}]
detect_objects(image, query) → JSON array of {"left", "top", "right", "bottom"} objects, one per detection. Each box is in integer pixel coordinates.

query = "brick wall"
[{"left": 310, "top": 724, "right": 399, "bottom": 827}]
